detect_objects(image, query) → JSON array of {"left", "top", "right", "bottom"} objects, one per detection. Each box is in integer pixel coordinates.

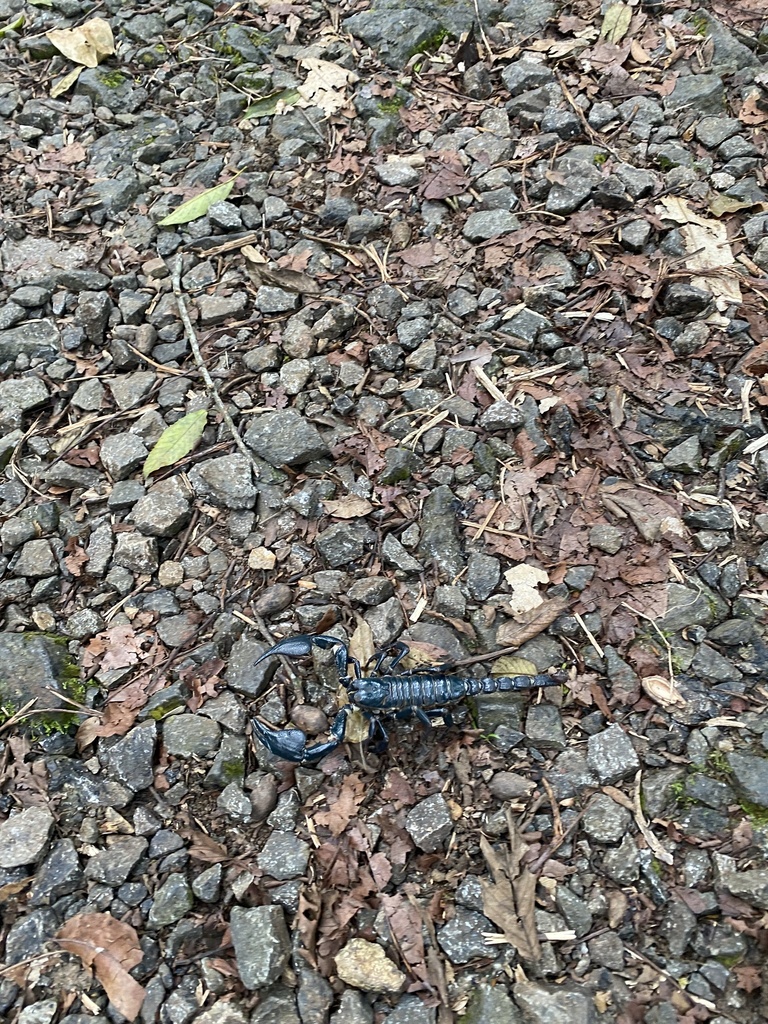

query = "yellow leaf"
[
  {"left": 46, "top": 17, "right": 114, "bottom": 68},
  {"left": 490, "top": 656, "right": 539, "bottom": 677},
  {"left": 156, "top": 172, "right": 242, "bottom": 226},
  {"left": 600, "top": 3, "right": 632, "bottom": 44},
  {"left": 50, "top": 65, "right": 83, "bottom": 99},
  {"left": 143, "top": 409, "right": 207, "bottom": 477}
]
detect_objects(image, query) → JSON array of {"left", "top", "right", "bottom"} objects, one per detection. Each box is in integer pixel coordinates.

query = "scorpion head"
[{"left": 349, "top": 677, "right": 391, "bottom": 710}]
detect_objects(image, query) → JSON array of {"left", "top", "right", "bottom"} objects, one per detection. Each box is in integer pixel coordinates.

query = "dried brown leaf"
[
  {"left": 56, "top": 913, "right": 145, "bottom": 1020},
  {"left": 495, "top": 596, "right": 569, "bottom": 648}
]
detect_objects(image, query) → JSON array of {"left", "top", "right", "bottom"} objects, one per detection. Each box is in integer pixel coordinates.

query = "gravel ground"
[{"left": 2, "top": 1, "right": 768, "bottom": 1022}]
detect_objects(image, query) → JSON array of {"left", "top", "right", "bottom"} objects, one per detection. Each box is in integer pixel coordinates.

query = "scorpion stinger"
[{"left": 251, "top": 633, "right": 569, "bottom": 764}]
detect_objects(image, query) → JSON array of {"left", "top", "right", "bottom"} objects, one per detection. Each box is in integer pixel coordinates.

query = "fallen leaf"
[
  {"left": 56, "top": 913, "right": 145, "bottom": 1020},
  {"left": 641, "top": 674, "right": 686, "bottom": 708},
  {"left": 143, "top": 409, "right": 207, "bottom": 476},
  {"left": 658, "top": 195, "right": 741, "bottom": 310},
  {"left": 502, "top": 564, "right": 549, "bottom": 615},
  {"left": 490, "top": 656, "right": 539, "bottom": 677},
  {"left": 50, "top": 65, "right": 84, "bottom": 98},
  {"left": 297, "top": 58, "right": 358, "bottom": 117},
  {"left": 479, "top": 814, "right": 541, "bottom": 962},
  {"left": 157, "top": 174, "right": 242, "bottom": 227},
  {"left": 242, "top": 244, "right": 321, "bottom": 294},
  {"left": 600, "top": 481, "right": 687, "bottom": 544},
  {"left": 349, "top": 619, "right": 375, "bottom": 669},
  {"left": 46, "top": 18, "right": 114, "bottom": 68},
  {"left": 600, "top": 3, "right": 632, "bottom": 44},
  {"left": 323, "top": 496, "right": 374, "bottom": 518},
  {"left": 242, "top": 88, "right": 302, "bottom": 120},
  {"left": 0, "top": 14, "right": 24, "bottom": 39},
  {"left": 495, "top": 597, "right": 569, "bottom": 647}
]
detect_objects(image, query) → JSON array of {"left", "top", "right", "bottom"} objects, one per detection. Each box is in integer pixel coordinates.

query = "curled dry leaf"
[
  {"left": 600, "top": 480, "right": 687, "bottom": 544},
  {"left": 297, "top": 58, "right": 359, "bottom": 116},
  {"left": 46, "top": 18, "right": 115, "bottom": 68},
  {"left": 495, "top": 595, "right": 569, "bottom": 648},
  {"left": 641, "top": 674, "right": 686, "bottom": 708},
  {"left": 56, "top": 912, "right": 145, "bottom": 1020},
  {"left": 242, "top": 243, "right": 320, "bottom": 295}
]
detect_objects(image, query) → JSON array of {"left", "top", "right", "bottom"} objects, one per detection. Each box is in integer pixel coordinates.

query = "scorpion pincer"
[{"left": 251, "top": 633, "right": 567, "bottom": 764}]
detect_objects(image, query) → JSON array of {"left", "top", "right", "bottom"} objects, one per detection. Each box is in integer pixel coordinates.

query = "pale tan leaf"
[
  {"left": 348, "top": 619, "right": 375, "bottom": 668},
  {"left": 50, "top": 65, "right": 83, "bottom": 98},
  {"left": 490, "top": 656, "right": 538, "bottom": 677},
  {"left": 658, "top": 195, "right": 741, "bottom": 309},
  {"left": 323, "top": 496, "right": 374, "bottom": 519},
  {"left": 297, "top": 58, "right": 358, "bottom": 116},
  {"left": 502, "top": 564, "right": 549, "bottom": 616},
  {"left": 630, "top": 39, "right": 650, "bottom": 62},
  {"left": 641, "top": 674, "right": 686, "bottom": 708},
  {"left": 46, "top": 18, "right": 114, "bottom": 68}
]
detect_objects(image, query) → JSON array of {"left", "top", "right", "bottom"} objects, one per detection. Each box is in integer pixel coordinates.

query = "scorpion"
[{"left": 251, "top": 633, "right": 567, "bottom": 764}]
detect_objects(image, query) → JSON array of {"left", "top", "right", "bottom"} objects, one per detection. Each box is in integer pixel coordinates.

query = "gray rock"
[
  {"left": 71, "top": 378, "right": 105, "bottom": 412},
  {"left": 382, "top": 533, "right": 424, "bottom": 574},
  {"left": 660, "top": 582, "right": 727, "bottom": 632},
  {"left": 148, "top": 874, "right": 194, "bottom": 928},
  {"left": 130, "top": 492, "right": 191, "bottom": 537},
  {"left": 217, "top": 782, "right": 253, "bottom": 821},
  {"left": 245, "top": 411, "right": 329, "bottom": 467},
  {"left": 188, "top": 454, "right": 257, "bottom": 509},
  {"left": 230, "top": 905, "right": 291, "bottom": 989},
  {"left": 437, "top": 908, "right": 494, "bottom": 964},
  {"left": 405, "top": 793, "right": 453, "bottom": 852},
  {"left": 465, "top": 552, "right": 500, "bottom": 600},
  {"left": 63, "top": 609, "right": 104, "bottom": 640},
  {"left": 104, "top": 720, "right": 157, "bottom": 792},
  {"left": 163, "top": 715, "right": 221, "bottom": 758},
  {"left": 331, "top": 989, "right": 373, "bottom": 1024},
  {"left": 255, "top": 286, "right": 300, "bottom": 314},
  {"left": 526, "top": 703, "right": 567, "bottom": 752},
  {"left": 192, "top": 863, "right": 223, "bottom": 904},
  {"left": 602, "top": 833, "right": 640, "bottom": 884},
  {"left": 113, "top": 532, "right": 159, "bottom": 574},
  {"left": 587, "top": 723, "right": 639, "bottom": 784},
  {"left": 28, "top": 839, "right": 83, "bottom": 907},
  {"left": 5, "top": 908, "right": 59, "bottom": 965},
  {"left": 343, "top": 8, "right": 440, "bottom": 68},
  {"left": 197, "top": 293, "right": 248, "bottom": 327},
  {"left": 545, "top": 177, "right": 594, "bottom": 215},
  {"left": 84, "top": 836, "right": 147, "bottom": 885},
  {"left": 696, "top": 116, "right": 743, "bottom": 149},
  {"left": 581, "top": 792, "right": 632, "bottom": 844},
  {"left": 12, "top": 539, "right": 56, "bottom": 578},
  {"left": 663, "top": 435, "right": 701, "bottom": 473},
  {"left": 76, "top": 291, "right": 111, "bottom": 344},
  {"left": 463, "top": 209, "right": 520, "bottom": 242},
  {"left": 727, "top": 753, "right": 768, "bottom": 808},
  {"left": 479, "top": 400, "right": 524, "bottom": 431},
  {"left": 501, "top": 59, "right": 556, "bottom": 96},
  {"left": 0, "top": 319, "right": 60, "bottom": 362},
  {"left": 418, "top": 485, "right": 465, "bottom": 580},
  {"left": 258, "top": 831, "right": 311, "bottom": 879},
  {"left": 316, "top": 521, "right": 376, "bottom": 568},
  {"left": 0, "top": 806, "right": 54, "bottom": 869},
  {"left": 500, "top": 0, "right": 556, "bottom": 38},
  {"left": 717, "top": 867, "right": 768, "bottom": 910},
  {"left": 251, "top": 985, "right": 301, "bottom": 1024},
  {"left": 108, "top": 371, "right": 156, "bottom": 411},
  {"left": 375, "top": 161, "right": 421, "bottom": 187},
  {"left": 0, "top": 376, "right": 48, "bottom": 413},
  {"left": 100, "top": 432, "right": 148, "bottom": 480}
]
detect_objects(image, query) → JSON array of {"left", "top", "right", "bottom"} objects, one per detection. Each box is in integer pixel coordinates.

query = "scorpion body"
[{"left": 251, "top": 633, "right": 566, "bottom": 764}]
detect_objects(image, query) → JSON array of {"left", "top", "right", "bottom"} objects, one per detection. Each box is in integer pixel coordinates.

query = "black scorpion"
[{"left": 251, "top": 633, "right": 566, "bottom": 764}]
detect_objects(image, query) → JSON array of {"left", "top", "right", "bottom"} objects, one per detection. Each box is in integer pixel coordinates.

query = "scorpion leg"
[
  {"left": 371, "top": 639, "right": 410, "bottom": 674},
  {"left": 252, "top": 706, "right": 351, "bottom": 764}
]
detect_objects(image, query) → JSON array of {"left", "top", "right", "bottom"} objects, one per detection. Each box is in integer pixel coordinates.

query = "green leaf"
[
  {"left": 600, "top": 3, "right": 632, "bottom": 44},
  {"left": 27, "top": 0, "right": 53, "bottom": 6},
  {"left": 0, "top": 13, "right": 24, "bottom": 37},
  {"left": 242, "top": 88, "right": 301, "bottom": 120},
  {"left": 143, "top": 410, "right": 207, "bottom": 477},
  {"left": 156, "top": 171, "right": 243, "bottom": 226}
]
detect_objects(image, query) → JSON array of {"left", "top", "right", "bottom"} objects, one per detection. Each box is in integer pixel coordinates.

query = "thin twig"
[{"left": 171, "top": 256, "right": 260, "bottom": 478}]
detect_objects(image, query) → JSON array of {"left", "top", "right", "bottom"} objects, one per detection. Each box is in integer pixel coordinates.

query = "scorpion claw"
[
  {"left": 252, "top": 718, "right": 343, "bottom": 764},
  {"left": 254, "top": 633, "right": 346, "bottom": 667}
]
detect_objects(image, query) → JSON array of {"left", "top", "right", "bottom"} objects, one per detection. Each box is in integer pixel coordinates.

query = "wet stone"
[
  {"left": 405, "top": 793, "right": 453, "bottom": 852},
  {"left": 727, "top": 753, "right": 768, "bottom": 808},
  {"left": 230, "top": 905, "right": 291, "bottom": 989},
  {"left": 258, "top": 831, "right": 310, "bottom": 880},
  {"left": 587, "top": 723, "right": 639, "bottom": 785},
  {"left": 5, "top": 909, "right": 59, "bottom": 965},
  {"left": 437, "top": 908, "right": 494, "bottom": 964}
]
